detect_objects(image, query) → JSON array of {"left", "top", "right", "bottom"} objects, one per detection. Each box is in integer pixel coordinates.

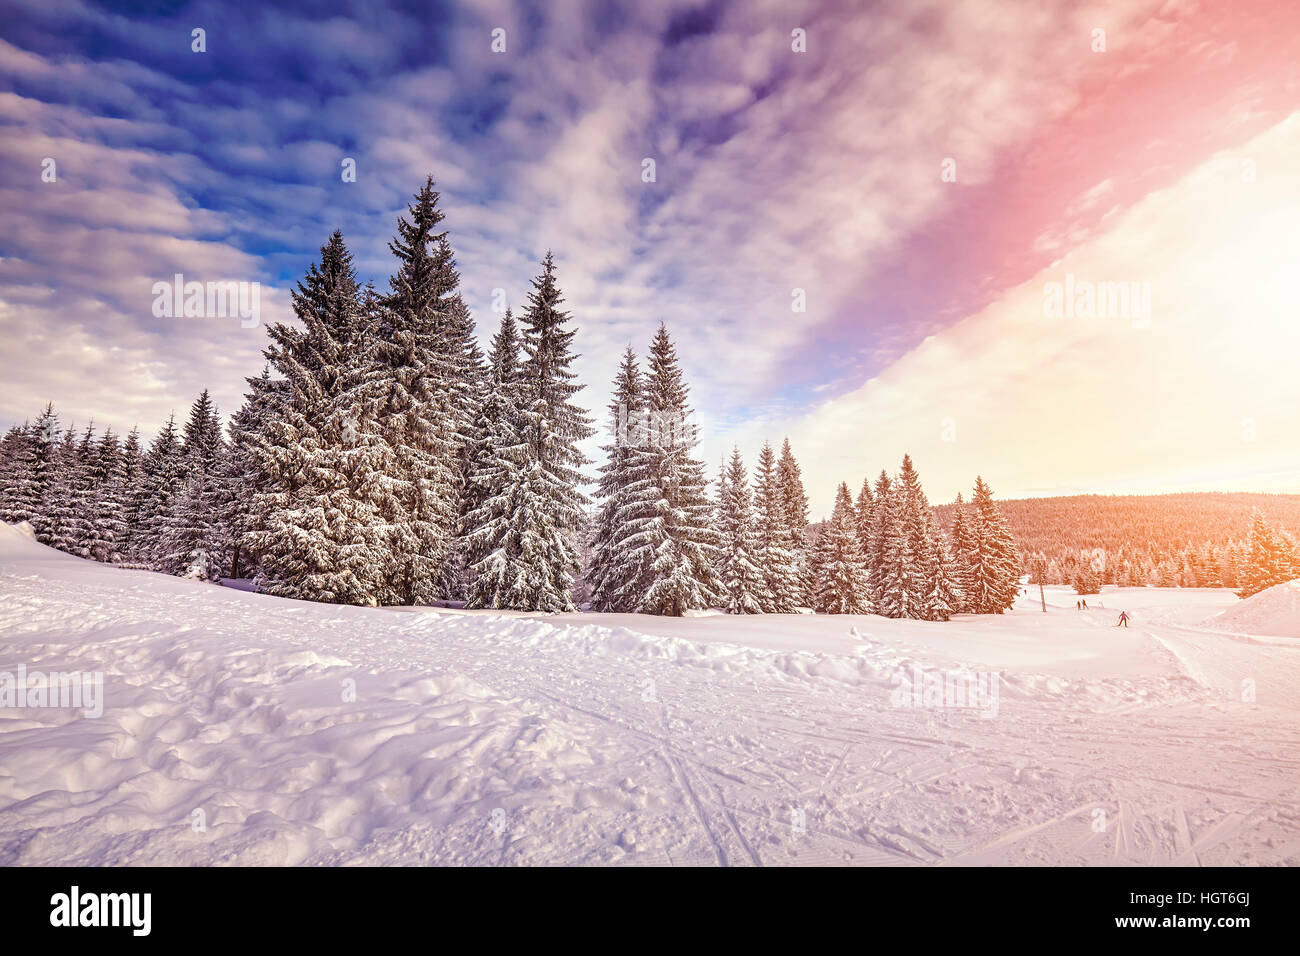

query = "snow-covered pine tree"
[
  {"left": 130, "top": 414, "right": 186, "bottom": 566},
  {"left": 619, "top": 324, "right": 722, "bottom": 615},
  {"left": 714, "top": 447, "right": 765, "bottom": 614},
  {"left": 854, "top": 475, "right": 874, "bottom": 571},
  {"left": 463, "top": 308, "right": 543, "bottom": 610},
  {"left": 0, "top": 423, "right": 34, "bottom": 524},
  {"left": 14, "top": 405, "right": 61, "bottom": 536},
  {"left": 312, "top": 274, "right": 405, "bottom": 603},
  {"left": 365, "top": 179, "right": 464, "bottom": 604},
  {"left": 0, "top": 425, "right": 21, "bottom": 470},
  {"left": 118, "top": 426, "right": 144, "bottom": 534},
  {"left": 924, "top": 531, "right": 965, "bottom": 621},
  {"left": 1196, "top": 549, "right": 1216, "bottom": 588},
  {"left": 218, "top": 367, "right": 276, "bottom": 579},
  {"left": 80, "top": 428, "right": 127, "bottom": 562},
  {"left": 156, "top": 391, "right": 227, "bottom": 576},
  {"left": 1225, "top": 542, "right": 1243, "bottom": 590},
  {"left": 159, "top": 467, "right": 224, "bottom": 579},
  {"left": 948, "top": 492, "right": 977, "bottom": 612},
  {"left": 462, "top": 404, "right": 535, "bottom": 608},
  {"left": 864, "top": 471, "right": 894, "bottom": 610},
  {"left": 1072, "top": 560, "right": 1102, "bottom": 595},
  {"left": 752, "top": 441, "right": 799, "bottom": 612},
  {"left": 247, "top": 230, "right": 393, "bottom": 603},
  {"left": 895, "top": 454, "right": 937, "bottom": 618},
  {"left": 587, "top": 345, "right": 651, "bottom": 612},
  {"left": 440, "top": 291, "right": 488, "bottom": 600},
  {"left": 466, "top": 253, "right": 593, "bottom": 611},
  {"left": 776, "top": 438, "right": 812, "bottom": 606},
  {"left": 1237, "top": 510, "right": 1300, "bottom": 597},
  {"left": 810, "top": 481, "right": 871, "bottom": 614},
  {"left": 180, "top": 389, "right": 224, "bottom": 473},
  {"left": 872, "top": 469, "right": 915, "bottom": 618},
  {"left": 45, "top": 423, "right": 93, "bottom": 555},
  {"left": 965, "top": 476, "right": 1021, "bottom": 613},
  {"left": 0, "top": 426, "right": 21, "bottom": 510}
]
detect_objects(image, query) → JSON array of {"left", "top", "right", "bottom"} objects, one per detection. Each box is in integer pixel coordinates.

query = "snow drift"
[{"left": 1203, "top": 578, "right": 1300, "bottom": 639}]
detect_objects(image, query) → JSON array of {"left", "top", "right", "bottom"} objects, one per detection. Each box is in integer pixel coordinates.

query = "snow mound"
[
  {"left": 0, "top": 520, "right": 78, "bottom": 562},
  {"left": 1203, "top": 579, "right": 1300, "bottom": 639},
  {"left": 0, "top": 520, "right": 36, "bottom": 545}
]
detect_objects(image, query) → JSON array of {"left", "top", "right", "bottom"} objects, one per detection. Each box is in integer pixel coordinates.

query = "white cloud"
[{"left": 746, "top": 113, "right": 1300, "bottom": 515}]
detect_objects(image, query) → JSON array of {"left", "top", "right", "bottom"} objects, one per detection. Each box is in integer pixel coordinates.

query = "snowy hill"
[
  {"left": 1, "top": 524, "right": 1298, "bottom": 866},
  {"left": 1203, "top": 578, "right": 1300, "bottom": 639}
]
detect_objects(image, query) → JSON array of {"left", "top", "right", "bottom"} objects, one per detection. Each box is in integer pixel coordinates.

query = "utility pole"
[{"left": 1033, "top": 554, "right": 1047, "bottom": 613}]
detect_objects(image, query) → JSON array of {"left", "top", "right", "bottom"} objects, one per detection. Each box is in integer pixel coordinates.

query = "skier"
[
  {"left": 1116, "top": 610, "right": 1129, "bottom": 628},
  {"left": 1082, "top": 599, "right": 1088, "bottom": 610},
  {"left": 1076, "top": 600, "right": 1081, "bottom": 610}
]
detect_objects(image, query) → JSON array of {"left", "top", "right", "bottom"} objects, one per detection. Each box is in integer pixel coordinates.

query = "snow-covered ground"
[{"left": 1, "top": 522, "right": 1297, "bottom": 866}]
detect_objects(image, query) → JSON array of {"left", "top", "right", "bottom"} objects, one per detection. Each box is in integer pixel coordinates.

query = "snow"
[
  {"left": 1201, "top": 578, "right": 1300, "bottom": 640},
  {"left": 2, "top": 522, "right": 1298, "bottom": 866}
]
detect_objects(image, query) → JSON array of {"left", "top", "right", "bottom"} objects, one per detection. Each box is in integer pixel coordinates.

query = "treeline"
[
  {"left": 936, "top": 492, "right": 1300, "bottom": 592},
  {"left": 0, "top": 174, "right": 1023, "bottom": 619},
  {"left": 1, "top": 177, "right": 592, "bottom": 609},
  {"left": 0, "top": 396, "right": 221, "bottom": 574},
  {"left": 800, "top": 466, "right": 1022, "bottom": 619},
  {"left": 1053, "top": 509, "right": 1298, "bottom": 598},
  {"left": 1231, "top": 511, "right": 1300, "bottom": 598},
  {"left": 579, "top": 327, "right": 1023, "bottom": 619}
]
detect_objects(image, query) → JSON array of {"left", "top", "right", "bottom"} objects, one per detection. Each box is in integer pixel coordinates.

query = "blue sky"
[{"left": 2, "top": 0, "right": 1298, "bottom": 513}]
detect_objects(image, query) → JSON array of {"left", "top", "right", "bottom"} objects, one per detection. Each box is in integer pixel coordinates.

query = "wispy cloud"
[{"left": 1, "top": 0, "right": 1296, "bottom": 509}]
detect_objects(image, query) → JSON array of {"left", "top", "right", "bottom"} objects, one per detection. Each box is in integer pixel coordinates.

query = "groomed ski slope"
[{"left": 0, "top": 522, "right": 1297, "bottom": 866}]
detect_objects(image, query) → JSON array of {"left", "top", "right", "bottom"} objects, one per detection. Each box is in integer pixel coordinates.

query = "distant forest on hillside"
[{"left": 931, "top": 492, "right": 1300, "bottom": 588}]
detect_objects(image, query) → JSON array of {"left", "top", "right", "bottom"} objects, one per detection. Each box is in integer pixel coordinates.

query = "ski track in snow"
[{"left": 1, "top": 525, "right": 1298, "bottom": 866}]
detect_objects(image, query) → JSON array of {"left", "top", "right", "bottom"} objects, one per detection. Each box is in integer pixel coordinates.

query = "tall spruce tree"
[
  {"left": 131, "top": 414, "right": 186, "bottom": 566},
  {"left": 753, "top": 441, "right": 800, "bottom": 612},
  {"left": 369, "top": 179, "right": 464, "bottom": 604},
  {"left": 895, "top": 454, "right": 936, "bottom": 619},
  {"left": 467, "top": 253, "right": 593, "bottom": 611},
  {"left": 776, "top": 438, "right": 812, "bottom": 606},
  {"left": 47, "top": 423, "right": 94, "bottom": 555},
  {"left": 81, "top": 428, "right": 127, "bottom": 562},
  {"left": 440, "top": 291, "right": 488, "bottom": 599},
  {"left": 118, "top": 426, "right": 145, "bottom": 545},
  {"left": 872, "top": 470, "right": 914, "bottom": 619},
  {"left": 948, "top": 492, "right": 977, "bottom": 612},
  {"left": 865, "top": 470, "right": 894, "bottom": 610},
  {"left": 463, "top": 308, "right": 524, "bottom": 555},
  {"left": 160, "top": 467, "right": 224, "bottom": 579},
  {"left": 588, "top": 345, "right": 651, "bottom": 612},
  {"left": 16, "top": 405, "right": 61, "bottom": 538},
  {"left": 811, "top": 481, "right": 871, "bottom": 614},
  {"left": 854, "top": 476, "right": 875, "bottom": 558},
  {"left": 965, "top": 476, "right": 1021, "bottom": 613},
  {"left": 0, "top": 424, "right": 34, "bottom": 524},
  {"left": 156, "top": 391, "right": 227, "bottom": 576},
  {"left": 619, "top": 324, "right": 722, "bottom": 615},
  {"left": 1237, "top": 510, "right": 1300, "bottom": 597},
  {"left": 247, "top": 231, "right": 393, "bottom": 603},
  {"left": 923, "top": 531, "right": 965, "bottom": 621},
  {"left": 715, "top": 447, "right": 765, "bottom": 614},
  {"left": 219, "top": 367, "right": 276, "bottom": 579},
  {"left": 464, "top": 308, "right": 550, "bottom": 610}
]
